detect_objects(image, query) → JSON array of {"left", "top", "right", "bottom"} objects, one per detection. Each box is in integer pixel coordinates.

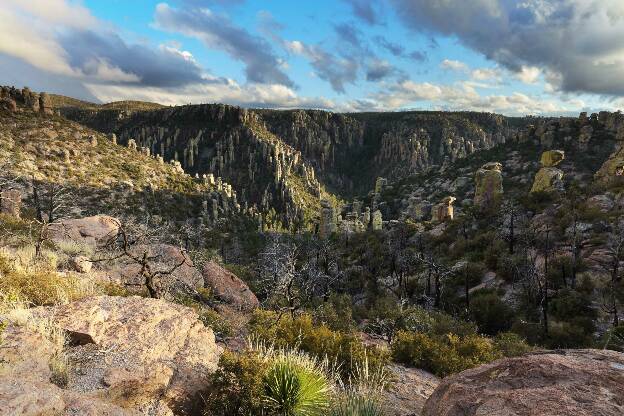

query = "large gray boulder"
[{"left": 422, "top": 349, "right": 624, "bottom": 416}]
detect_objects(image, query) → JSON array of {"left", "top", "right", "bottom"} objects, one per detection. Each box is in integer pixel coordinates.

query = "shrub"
[
  {"left": 198, "top": 308, "right": 233, "bottom": 338},
  {"left": 469, "top": 291, "right": 514, "bottom": 335},
  {"left": 204, "top": 350, "right": 269, "bottom": 416},
  {"left": 248, "top": 310, "right": 389, "bottom": 380},
  {"left": 391, "top": 330, "right": 502, "bottom": 377},
  {"left": 544, "top": 321, "right": 594, "bottom": 349},
  {"left": 493, "top": 332, "right": 532, "bottom": 357}
]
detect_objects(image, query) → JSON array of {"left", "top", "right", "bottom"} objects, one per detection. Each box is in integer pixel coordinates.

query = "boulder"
[
  {"left": 540, "top": 150, "right": 565, "bottom": 167},
  {"left": 474, "top": 162, "right": 503, "bottom": 211},
  {"left": 48, "top": 215, "right": 121, "bottom": 248},
  {"left": 382, "top": 364, "right": 440, "bottom": 416},
  {"left": 422, "top": 349, "right": 624, "bottom": 416},
  {"left": 48, "top": 296, "right": 222, "bottom": 414},
  {"left": 0, "top": 311, "right": 140, "bottom": 415},
  {"left": 202, "top": 261, "right": 259, "bottom": 311},
  {"left": 531, "top": 167, "right": 564, "bottom": 193}
]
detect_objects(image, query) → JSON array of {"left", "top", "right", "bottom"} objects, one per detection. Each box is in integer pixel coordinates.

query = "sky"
[{"left": 2, "top": 0, "right": 624, "bottom": 116}]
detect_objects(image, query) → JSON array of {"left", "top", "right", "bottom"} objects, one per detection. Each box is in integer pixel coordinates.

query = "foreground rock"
[
  {"left": 202, "top": 261, "right": 259, "bottom": 311},
  {"left": 422, "top": 349, "right": 624, "bottom": 416},
  {"left": 0, "top": 296, "right": 222, "bottom": 415},
  {"left": 49, "top": 296, "right": 222, "bottom": 414},
  {"left": 382, "top": 364, "right": 439, "bottom": 416}
]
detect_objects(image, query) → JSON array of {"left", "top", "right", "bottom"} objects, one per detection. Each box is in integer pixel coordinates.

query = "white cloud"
[
  {"left": 516, "top": 66, "right": 541, "bottom": 84},
  {"left": 84, "top": 80, "right": 336, "bottom": 110},
  {"left": 471, "top": 67, "right": 501, "bottom": 82},
  {"left": 440, "top": 59, "right": 469, "bottom": 72}
]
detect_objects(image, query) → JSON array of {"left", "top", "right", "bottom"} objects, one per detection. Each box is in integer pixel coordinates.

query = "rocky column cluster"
[
  {"left": 338, "top": 201, "right": 383, "bottom": 235},
  {"left": 0, "top": 86, "right": 53, "bottom": 114},
  {"left": 531, "top": 150, "right": 565, "bottom": 193}
]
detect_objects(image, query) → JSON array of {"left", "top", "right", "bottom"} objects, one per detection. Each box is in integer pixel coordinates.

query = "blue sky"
[{"left": 2, "top": 0, "right": 624, "bottom": 115}]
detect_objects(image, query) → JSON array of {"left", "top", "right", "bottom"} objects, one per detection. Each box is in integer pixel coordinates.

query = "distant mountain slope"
[{"left": 0, "top": 90, "right": 244, "bottom": 228}]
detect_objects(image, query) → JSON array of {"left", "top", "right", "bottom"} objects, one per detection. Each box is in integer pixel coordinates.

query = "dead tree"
[
  {"left": 95, "top": 219, "right": 190, "bottom": 299},
  {"left": 499, "top": 199, "right": 526, "bottom": 255},
  {"left": 597, "top": 220, "right": 624, "bottom": 327},
  {"left": 31, "top": 179, "right": 72, "bottom": 224}
]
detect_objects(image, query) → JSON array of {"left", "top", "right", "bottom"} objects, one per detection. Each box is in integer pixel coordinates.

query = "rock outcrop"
[
  {"left": 531, "top": 150, "right": 565, "bottom": 193},
  {"left": 1, "top": 296, "right": 222, "bottom": 414},
  {"left": 382, "top": 364, "right": 439, "bottom": 416},
  {"left": 48, "top": 215, "right": 121, "bottom": 248},
  {"left": 433, "top": 196, "right": 456, "bottom": 222},
  {"left": 46, "top": 296, "right": 222, "bottom": 414},
  {"left": 422, "top": 349, "right": 624, "bottom": 416},
  {"left": 595, "top": 145, "right": 624, "bottom": 182},
  {"left": 202, "top": 261, "right": 259, "bottom": 311},
  {"left": 474, "top": 162, "right": 503, "bottom": 211},
  {"left": 319, "top": 199, "right": 337, "bottom": 238}
]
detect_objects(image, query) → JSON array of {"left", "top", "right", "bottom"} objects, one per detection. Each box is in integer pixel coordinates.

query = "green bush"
[
  {"left": 198, "top": 308, "right": 233, "bottom": 338},
  {"left": 469, "top": 291, "right": 514, "bottom": 335},
  {"left": 248, "top": 310, "right": 389, "bottom": 380},
  {"left": 204, "top": 350, "right": 269, "bottom": 416},
  {"left": 391, "top": 331, "right": 502, "bottom": 377},
  {"left": 493, "top": 332, "right": 532, "bottom": 357}
]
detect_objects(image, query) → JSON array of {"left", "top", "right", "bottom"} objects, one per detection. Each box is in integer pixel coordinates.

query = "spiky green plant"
[
  {"left": 263, "top": 354, "right": 332, "bottom": 416},
  {"left": 328, "top": 395, "right": 385, "bottom": 416}
]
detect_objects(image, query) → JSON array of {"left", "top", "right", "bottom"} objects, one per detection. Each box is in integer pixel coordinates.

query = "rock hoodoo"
[
  {"left": 531, "top": 150, "right": 565, "bottom": 193},
  {"left": 422, "top": 349, "right": 624, "bottom": 416},
  {"left": 474, "top": 162, "right": 503, "bottom": 211},
  {"left": 433, "top": 196, "right": 456, "bottom": 222},
  {"left": 319, "top": 199, "right": 336, "bottom": 238}
]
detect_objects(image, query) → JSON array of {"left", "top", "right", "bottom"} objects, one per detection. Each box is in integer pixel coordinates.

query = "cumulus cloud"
[
  {"left": 391, "top": 0, "right": 624, "bottom": 96},
  {"left": 440, "top": 59, "right": 469, "bottom": 72},
  {"left": 154, "top": 3, "right": 294, "bottom": 87},
  {"left": 367, "top": 79, "right": 576, "bottom": 115},
  {"left": 85, "top": 80, "right": 336, "bottom": 110},
  {"left": 0, "top": 1, "right": 211, "bottom": 93}
]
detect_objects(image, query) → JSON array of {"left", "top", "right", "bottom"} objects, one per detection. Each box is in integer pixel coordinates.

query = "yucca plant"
[{"left": 262, "top": 353, "right": 332, "bottom": 416}]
